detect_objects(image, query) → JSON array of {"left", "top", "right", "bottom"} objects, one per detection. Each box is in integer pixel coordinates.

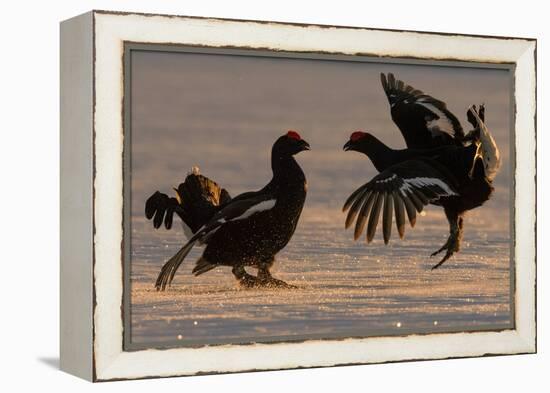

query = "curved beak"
[
  {"left": 301, "top": 139, "right": 311, "bottom": 151},
  {"left": 343, "top": 140, "right": 352, "bottom": 151}
]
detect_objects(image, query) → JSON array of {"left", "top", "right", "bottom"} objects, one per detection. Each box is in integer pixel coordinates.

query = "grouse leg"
[
  {"left": 232, "top": 265, "right": 263, "bottom": 288},
  {"left": 257, "top": 264, "right": 297, "bottom": 289},
  {"left": 430, "top": 212, "right": 463, "bottom": 270},
  {"left": 251, "top": 257, "right": 296, "bottom": 289}
]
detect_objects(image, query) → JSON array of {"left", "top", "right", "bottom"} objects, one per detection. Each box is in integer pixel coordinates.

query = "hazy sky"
[{"left": 130, "top": 49, "right": 512, "bottom": 215}]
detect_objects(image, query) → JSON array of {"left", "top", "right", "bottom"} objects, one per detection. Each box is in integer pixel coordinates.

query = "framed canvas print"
[{"left": 60, "top": 10, "right": 537, "bottom": 381}]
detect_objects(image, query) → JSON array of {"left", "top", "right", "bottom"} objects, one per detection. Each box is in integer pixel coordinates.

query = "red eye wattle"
[
  {"left": 350, "top": 131, "right": 366, "bottom": 142},
  {"left": 286, "top": 130, "right": 302, "bottom": 140}
]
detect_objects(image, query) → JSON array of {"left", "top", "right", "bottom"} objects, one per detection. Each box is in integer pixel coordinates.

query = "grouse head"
[
  {"left": 273, "top": 130, "right": 311, "bottom": 157},
  {"left": 343, "top": 131, "right": 376, "bottom": 153}
]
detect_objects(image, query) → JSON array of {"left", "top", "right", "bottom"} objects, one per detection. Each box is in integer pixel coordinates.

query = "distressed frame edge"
[
  {"left": 512, "top": 40, "right": 537, "bottom": 353},
  {"left": 59, "top": 11, "right": 95, "bottom": 381},
  {"left": 91, "top": 8, "right": 537, "bottom": 42},
  {"left": 89, "top": 11, "right": 537, "bottom": 381}
]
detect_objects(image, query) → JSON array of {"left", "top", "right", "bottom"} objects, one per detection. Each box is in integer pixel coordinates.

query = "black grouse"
[
  {"left": 342, "top": 73, "right": 501, "bottom": 269},
  {"left": 146, "top": 131, "right": 310, "bottom": 290}
]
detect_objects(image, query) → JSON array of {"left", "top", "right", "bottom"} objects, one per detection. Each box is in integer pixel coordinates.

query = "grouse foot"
[
  {"left": 233, "top": 266, "right": 296, "bottom": 289},
  {"left": 430, "top": 232, "right": 460, "bottom": 270},
  {"left": 238, "top": 273, "right": 264, "bottom": 288},
  {"left": 260, "top": 277, "right": 297, "bottom": 289},
  {"left": 238, "top": 274, "right": 296, "bottom": 289},
  {"left": 257, "top": 265, "right": 297, "bottom": 289}
]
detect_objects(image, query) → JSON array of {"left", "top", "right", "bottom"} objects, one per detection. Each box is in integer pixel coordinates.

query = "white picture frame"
[{"left": 60, "top": 10, "right": 536, "bottom": 381}]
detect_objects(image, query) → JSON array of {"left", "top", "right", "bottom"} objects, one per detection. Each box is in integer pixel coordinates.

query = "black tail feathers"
[
  {"left": 191, "top": 257, "right": 217, "bottom": 276},
  {"left": 467, "top": 104, "right": 485, "bottom": 130},
  {"left": 463, "top": 104, "right": 486, "bottom": 144},
  {"left": 155, "top": 239, "right": 196, "bottom": 291},
  {"left": 145, "top": 167, "right": 231, "bottom": 234},
  {"left": 173, "top": 167, "right": 231, "bottom": 234}
]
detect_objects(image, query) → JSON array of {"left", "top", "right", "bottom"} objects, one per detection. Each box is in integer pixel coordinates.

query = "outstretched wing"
[
  {"left": 381, "top": 73, "right": 464, "bottom": 149},
  {"left": 155, "top": 193, "right": 276, "bottom": 290},
  {"left": 145, "top": 191, "right": 180, "bottom": 230},
  {"left": 343, "top": 159, "right": 458, "bottom": 244},
  {"left": 174, "top": 170, "right": 232, "bottom": 232}
]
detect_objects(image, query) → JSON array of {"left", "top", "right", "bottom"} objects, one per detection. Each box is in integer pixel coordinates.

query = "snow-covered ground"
[{"left": 130, "top": 203, "right": 511, "bottom": 346}]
